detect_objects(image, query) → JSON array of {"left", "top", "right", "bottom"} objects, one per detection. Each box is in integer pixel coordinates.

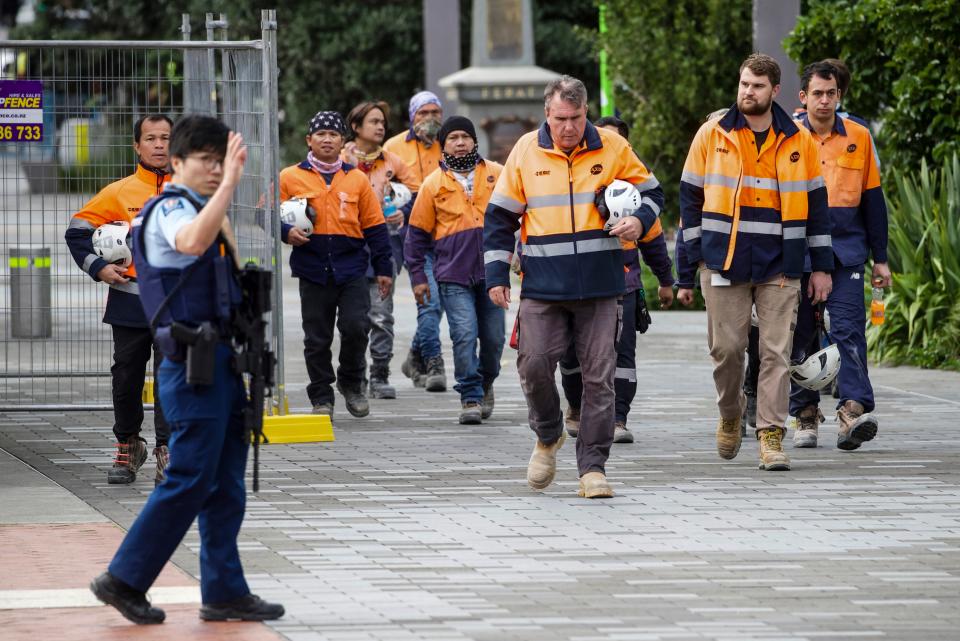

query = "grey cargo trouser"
[{"left": 516, "top": 296, "right": 620, "bottom": 476}]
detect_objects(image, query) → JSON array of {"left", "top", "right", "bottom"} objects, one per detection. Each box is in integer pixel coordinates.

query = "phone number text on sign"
[{"left": 0, "top": 80, "right": 44, "bottom": 142}]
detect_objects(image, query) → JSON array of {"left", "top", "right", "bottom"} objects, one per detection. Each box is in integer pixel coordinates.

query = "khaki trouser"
[
  {"left": 516, "top": 296, "right": 619, "bottom": 475},
  {"left": 699, "top": 269, "right": 800, "bottom": 432}
]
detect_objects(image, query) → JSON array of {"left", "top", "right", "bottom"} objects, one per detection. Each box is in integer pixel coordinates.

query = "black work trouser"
[
  {"left": 300, "top": 276, "right": 371, "bottom": 405},
  {"left": 111, "top": 324, "right": 169, "bottom": 446}
]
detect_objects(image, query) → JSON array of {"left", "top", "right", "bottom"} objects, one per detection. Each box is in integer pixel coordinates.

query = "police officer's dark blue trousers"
[
  {"left": 790, "top": 264, "right": 875, "bottom": 415},
  {"left": 108, "top": 343, "right": 250, "bottom": 604}
]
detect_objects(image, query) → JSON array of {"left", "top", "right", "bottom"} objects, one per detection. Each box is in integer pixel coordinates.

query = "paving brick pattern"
[{"left": 2, "top": 275, "right": 959, "bottom": 640}]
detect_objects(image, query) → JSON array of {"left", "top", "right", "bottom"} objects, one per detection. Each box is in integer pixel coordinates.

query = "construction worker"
[
  {"left": 343, "top": 100, "right": 418, "bottom": 399},
  {"left": 405, "top": 116, "right": 505, "bottom": 424},
  {"left": 789, "top": 60, "right": 888, "bottom": 450},
  {"left": 384, "top": 90, "right": 447, "bottom": 392},
  {"left": 65, "top": 114, "right": 172, "bottom": 485},
  {"left": 484, "top": 75, "right": 664, "bottom": 499},
  {"left": 679, "top": 53, "right": 832, "bottom": 471},
  {"left": 280, "top": 110, "right": 393, "bottom": 418}
]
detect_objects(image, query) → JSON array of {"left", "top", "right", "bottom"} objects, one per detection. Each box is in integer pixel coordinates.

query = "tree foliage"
[
  {"left": 597, "top": 0, "right": 753, "bottom": 224},
  {"left": 785, "top": 0, "right": 960, "bottom": 175}
]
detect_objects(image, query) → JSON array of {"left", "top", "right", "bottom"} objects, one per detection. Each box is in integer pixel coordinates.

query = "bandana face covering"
[
  {"left": 414, "top": 117, "right": 442, "bottom": 146},
  {"left": 307, "top": 151, "right": 343, "bottom": 174},
  {"left": 443, "top": 149, "right": 480, "bottom": 173}
]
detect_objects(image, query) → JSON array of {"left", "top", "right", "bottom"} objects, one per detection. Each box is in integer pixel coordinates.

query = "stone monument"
[{"left": 438, "top": 0, "right": 560, "bottom": 163}]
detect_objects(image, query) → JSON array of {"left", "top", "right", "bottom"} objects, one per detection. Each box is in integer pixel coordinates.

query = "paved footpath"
[{"left": 2, "top": 268, "right": 960, "bottom": 641}]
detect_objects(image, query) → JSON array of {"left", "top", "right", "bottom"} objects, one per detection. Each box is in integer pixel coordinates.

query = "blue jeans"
[
  {"left": 438, "top": 281, "right": 505, "bottom": 402},
  {"left": 411, "top": 252, "right": 443, "bottom": 359}
]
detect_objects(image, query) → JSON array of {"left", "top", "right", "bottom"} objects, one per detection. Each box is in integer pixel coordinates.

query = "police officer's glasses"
[{"left": 187, "top": 153, "right": 225, "bottom": 169}]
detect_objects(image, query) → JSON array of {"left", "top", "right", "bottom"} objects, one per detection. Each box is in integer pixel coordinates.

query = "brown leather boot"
[
  {"left": 578, "top": 471, "right": 613, "bottom": 499},
  {"left": 527, "top": 431, "right": 566, "bottom": 490},
  {"left": 836, "top": 400, "right": 878, "bottom": 450},
  {"left": 716, "top": 416, "right": 742, "bottom": 460},
  {"left": 792, "top": 405, "right": 823, "bottom": 448},
  {"left": 758, "top": 427, "right": 791, "bottom": 471}
]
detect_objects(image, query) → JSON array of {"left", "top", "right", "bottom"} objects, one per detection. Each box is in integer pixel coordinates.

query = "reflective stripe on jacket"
[
  {"left": 405, "top": 159, "right": 503, "bottom": 288},
  {"left": 484, "top": 121, "right": 664, "bottom": 301},
  {"left": 679, "top": 103, "right": 832, "bottom": 281},
  {"left": 64, "top": 162, "right": 169, "bottom": 327}
]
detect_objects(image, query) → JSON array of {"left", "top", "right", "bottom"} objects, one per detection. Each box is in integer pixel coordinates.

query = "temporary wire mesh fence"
[{"left": 0, "top": 11, "right": 283, "bottom": 410}]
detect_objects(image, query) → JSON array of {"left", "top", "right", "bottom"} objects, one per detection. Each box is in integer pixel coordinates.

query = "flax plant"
[{"left": 868, "top": 153, "right": 960, "bottom": 369}]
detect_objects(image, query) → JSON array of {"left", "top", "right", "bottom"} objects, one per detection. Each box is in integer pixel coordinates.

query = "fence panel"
[{"left": 0, "top": 14, "right": 283, "bottom": 411}]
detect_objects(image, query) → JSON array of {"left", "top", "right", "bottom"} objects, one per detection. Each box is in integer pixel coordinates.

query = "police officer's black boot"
[
  {"left": 199, "top": 593, "right": 285, "bottom": 621},
  {"left": 107, "top": 436, "right": 148, "bottom": 484},
  {"left": 90, "top": 572, "right": 165, "bottom": 624}
]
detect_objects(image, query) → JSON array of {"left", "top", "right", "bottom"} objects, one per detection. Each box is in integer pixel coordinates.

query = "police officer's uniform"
[{"left": 107, "top": 183, "right": 251, "bottom": 605}]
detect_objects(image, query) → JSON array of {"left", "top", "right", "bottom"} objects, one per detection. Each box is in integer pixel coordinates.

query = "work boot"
[
  {"left": 199, "top": 593, "right": 285, "bottom": 622},
  {"left": 459, "top": 401, "right": 482, "bottom": 425},
  {"left": 90, "top": 571, "right": 165, "bottom": 625},
  {"left": 401, "top": 348, "right": 426, "bottom": 388},
  {"left": 107, "top": 436, "right": 148, "bottom": 484},
  {"left": 336, "top": 384, "right": 370, "bottom": 418},
  {"left": 311, "top": 403, "right": 333, "bottom": 416},
  {"left": 423, "top": 355, "right": 447, "bottom": 392},
  {"left": 527, "top": 430, "right": 566, "bottom": 490},
  {"left": 565, "top": 406, "right": 581, "bottom": 438},
  {"left": 481, "top": 383, "right": 495, "bottom": 419},
  {"left": 368, "top": 362, "right": 397, "bottom": 399},
  {"left": 613, "top": 420, "right": 634, "bottom": 444},
  {"left": 741, "top": 393, "right": 757, "bottom": 436},
  {"left": 758, "top": 427, "right": 791, "bottom": 471},
  {"left": 153, "top": 445, "right": 169, "bottom": 487},
  {"left": 715, "top": 416, "right": 742, "bottom": 460},
  {"left": 836, "top": 400, "right": 878, "bottom": 451},
  {"left": 578, "top": 471, "right": 614, "bottom": 499},
  {"left": 793, "top": 405, "right": 823, "bottom": 448}
]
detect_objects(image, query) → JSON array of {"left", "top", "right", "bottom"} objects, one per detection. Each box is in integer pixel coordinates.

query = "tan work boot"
[
  {"left": 836, "top": 400, "right": 878, "bottom": 450},
  {"left": 565, "top": 406, "right": 580, "bottom": 437},
  {"left": 758, "top": 427, "right": 791, "bottom": 471},
  {"left": 716, "top": 416, "right": 742, "bottom": 459},
  {"left": 792, "top": 405, "right": 823, "bottom": 448},
  {"left": 527, "top": 430, "right": 566, "bottom": 490},
  {"left": 613, "top": 421, "right": 634, "bottom": 444},
  {"left": 578, "top": 471, "right": 614, "bottom": 499}
]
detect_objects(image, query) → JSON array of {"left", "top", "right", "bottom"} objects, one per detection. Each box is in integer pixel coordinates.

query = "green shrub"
[{"left": 867, "top": 153, "right": 960, "bottom": 370}]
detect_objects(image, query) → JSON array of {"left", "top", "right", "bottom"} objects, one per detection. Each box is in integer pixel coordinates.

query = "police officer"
[{"left": 90, "top": 115, "right": 284, "bottom": 625}]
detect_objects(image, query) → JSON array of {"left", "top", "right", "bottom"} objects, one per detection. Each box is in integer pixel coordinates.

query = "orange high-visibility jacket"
[
  {"left": 483, "top": 121, "right": 663, "bottom": 300},
  {"left": 64, "top": 163, "right": 169, "bottom": 326}
]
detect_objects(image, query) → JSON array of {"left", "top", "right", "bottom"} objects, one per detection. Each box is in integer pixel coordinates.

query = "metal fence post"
[{"left": 261, "top": 8, "right": 287, "bottom": 414}]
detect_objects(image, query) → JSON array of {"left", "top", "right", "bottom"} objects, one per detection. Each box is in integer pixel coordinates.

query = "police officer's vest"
[{"left": 131, "top": 185, "right": 241, "bottom": 356}]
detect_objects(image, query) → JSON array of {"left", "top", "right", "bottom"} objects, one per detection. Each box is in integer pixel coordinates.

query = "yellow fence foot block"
[{"left": 261, "top": 413, "right": 334, "bottom": 444}]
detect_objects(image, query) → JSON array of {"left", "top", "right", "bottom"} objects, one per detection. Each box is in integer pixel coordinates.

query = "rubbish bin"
[{"left": 9, "top": 246, "right": 52, "bottom": 339}]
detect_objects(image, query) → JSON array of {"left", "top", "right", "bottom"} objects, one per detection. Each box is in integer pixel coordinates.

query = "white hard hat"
[
  {"left": 92, "top": 221, "right": 132, "bottom": 268},
  {"left": 790, "top": 343, "right": 841, "bottom": 391},
  {"left": 601, "top": 179, "right": 642, "bottom": 232},
  {"left": 387, "top": 182, "right": 413, "bottom": 209},
  {"left": 280, "top": 198, "right": 315, "bottom": 234}
]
